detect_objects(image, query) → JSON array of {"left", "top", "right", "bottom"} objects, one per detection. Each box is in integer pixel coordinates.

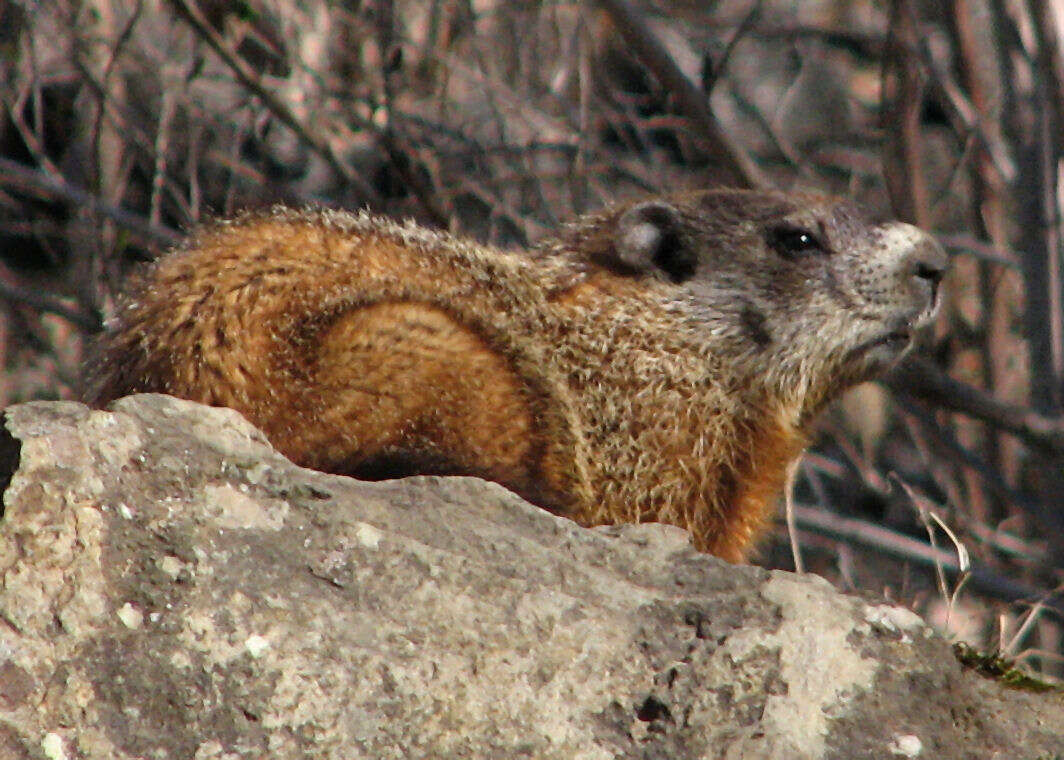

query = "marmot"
[{"left": 86, "top": 189, "right": 946, "bottom": 562}]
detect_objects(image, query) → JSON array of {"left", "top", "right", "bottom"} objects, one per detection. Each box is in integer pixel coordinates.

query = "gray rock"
[{"left": 0, "top": 395, "right": 1060, "bottom": 759}]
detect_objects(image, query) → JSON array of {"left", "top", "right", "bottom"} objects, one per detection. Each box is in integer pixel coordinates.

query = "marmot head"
[{"left": 562, "top": 188, "right": 947, "bottom": 415}]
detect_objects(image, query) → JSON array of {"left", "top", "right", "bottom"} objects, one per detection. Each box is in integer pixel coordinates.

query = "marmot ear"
[{"left": 613, "top": 201, "right": 696, "bottom": 283}]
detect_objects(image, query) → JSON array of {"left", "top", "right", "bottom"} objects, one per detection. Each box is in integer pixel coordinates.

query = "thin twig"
[
  {"left": 0, "top": 261, "right": 100, "bottom": 332},
  {"left": 793, "top": 503, "right": 1064, "bottom": 617},
  {"left": 896, "top": 398, "right": 1047, "bottom": 553},
  {"left": 66, "top": 54, "right": 193, "bottom": 224},
  {"left": 881, "top": 0, "right": 929, "bottom": 226},
  {"left": 784, "top": 457, "right": 804, "bottom": 573},
  {"left": 1022, "top": 0, "right": 1064, "bottom": 412},
  {"left": 0, "top": 157, "right": 180, "bottom": 249},
  {"left": 595, "top": 0, "right": 768, "bottom": 188},
  {"left": 742, "top": 23, "right": 886, "bottom": 60},
  {"left": 702, "top": 0, "right": 763, "bottom": 92},
  {"left": 167, "top": 0, "right": 381, "bottom": 206},
  {"left": 939, "top": 234, "right": 1019, "bottom": 269},
  {"left": 1005, "top": 598, "right": 1050, "bottom": 657},
  {"left": 1027, "top": 0, "right": 1064, "bottom": 157}
]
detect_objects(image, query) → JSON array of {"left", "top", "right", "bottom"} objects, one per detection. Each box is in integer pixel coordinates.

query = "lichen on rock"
[{"left": 0, "top": 395, "right": 1060, "bottom": 759}]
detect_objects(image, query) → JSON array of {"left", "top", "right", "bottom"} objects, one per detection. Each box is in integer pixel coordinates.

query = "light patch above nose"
[{"left": 877, "top": 222, "right": 931, "bottom": 253}]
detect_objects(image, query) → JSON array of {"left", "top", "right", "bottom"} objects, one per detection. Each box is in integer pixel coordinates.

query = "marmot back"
[{"left": 87, "top": 189, "right": 946, "bottom": 562}]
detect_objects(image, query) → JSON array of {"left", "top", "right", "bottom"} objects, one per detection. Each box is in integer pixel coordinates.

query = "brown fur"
[{"left": 86, "top": 189, "right": 946, "bottom": 562}]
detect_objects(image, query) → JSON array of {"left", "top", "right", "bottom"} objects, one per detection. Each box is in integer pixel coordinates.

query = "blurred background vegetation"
[{"left": 1, "top": 0, "right": 1062, "bottom": 678}]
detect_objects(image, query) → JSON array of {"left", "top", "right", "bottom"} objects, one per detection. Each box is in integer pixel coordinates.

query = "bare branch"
[
  {"left": 793, "top": 504, "right": 1064, "bottom": 617},
  {"left": 881, "top": 0, "right": 929, "bottom": 226},
  {"left": 0, "top": 261, "right": 100, "bottom": 332},
  {"left": 166, "top": 0, "right": 381, "bottom": 206},
  {"left": 1021, "top": 0, "right": 1064, "bottom": 413},
  {"left": 885, "top": 357, "right": 1064, "bottom": 455},
  {"left": 939, "top": 234, "right": 1019, "bottom": 269},
  {"left": 0, "top": 157, "right": 180, "bottom": 249},
  {"left": 702, "top": 0, "right": 763, "bottom": 93},
  {"left": 594, "top": 0, "right": 769, "bottom": 188}
]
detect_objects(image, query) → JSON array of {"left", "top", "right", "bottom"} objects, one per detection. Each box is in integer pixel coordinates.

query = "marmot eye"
[{"left": 768, "top": 226, "right": 825, "bottom": 258}]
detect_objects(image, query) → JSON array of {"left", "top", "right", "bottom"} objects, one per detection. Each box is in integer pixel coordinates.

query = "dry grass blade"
[
  {"left": 784, "top": 457, "right": 805, "bottom": 573},
  {"left": 793, "top": 504, "right": 1064, "bottom": 617}
]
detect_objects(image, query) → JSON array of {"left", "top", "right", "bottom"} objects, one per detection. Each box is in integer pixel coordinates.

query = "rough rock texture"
[{"left": 0, "top": 395, "right": 1060, "bottom": 760}]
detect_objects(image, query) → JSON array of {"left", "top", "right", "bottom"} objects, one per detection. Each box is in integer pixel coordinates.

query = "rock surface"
[{"left": 0, "top": 395, "right": 1060, "bottom": 760}]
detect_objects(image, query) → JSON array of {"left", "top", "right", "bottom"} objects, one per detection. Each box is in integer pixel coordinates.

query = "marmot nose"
[{"left": 906, "top": 233, "right": 948, "bottom": 301}]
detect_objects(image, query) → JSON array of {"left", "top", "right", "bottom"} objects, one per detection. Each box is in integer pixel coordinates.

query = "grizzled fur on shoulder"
[{"left": 86, "top": 189, "right": 946, "bottom": 562}]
